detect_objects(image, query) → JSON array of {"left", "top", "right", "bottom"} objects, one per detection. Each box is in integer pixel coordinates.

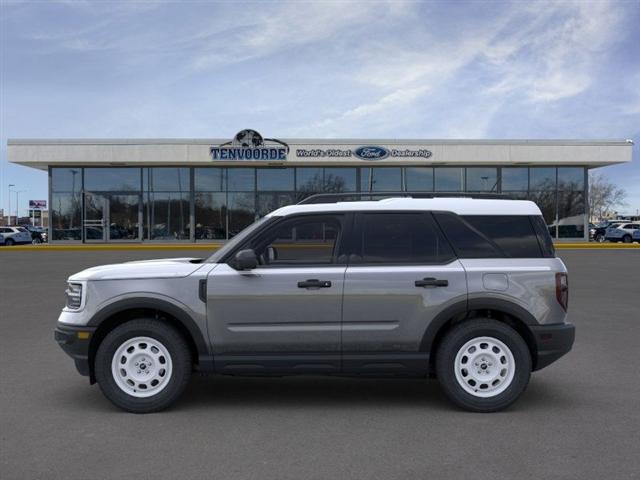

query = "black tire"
[
  {"left": 622, "top": 235, "right": 632, "bottom": 243},
  {"left": 32, "top": 237, "right": 42, "bottom": 244},
  {"left": 95, "top": 319, "right": 192, "bottom": 413},
  {"left": 436, "top": 319, "right": 531, "bottom": 412},
  {"left": 5, "top": 238, "right": 14, "bottom": 246},
  {"left": 595, "top": 233, "right": 604, "bottom": 243}
]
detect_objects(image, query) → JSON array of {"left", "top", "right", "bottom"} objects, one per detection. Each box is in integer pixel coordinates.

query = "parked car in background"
[
  {"left": 21, "top": 225, "right": 48, "bottom": 244},
  {"left": 591, "top": 221, "right": 626, "bottom": 242},
  {"left": 0, "top": 226, "right": 32, "bottom": 245},
  {"left": 605, "top": 223, "right": 640, "bottom": 243}
]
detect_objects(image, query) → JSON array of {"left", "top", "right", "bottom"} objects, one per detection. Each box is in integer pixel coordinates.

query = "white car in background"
[
  {"left": 0, "top": 226, "right": 32, "bottom": 246},
  {"left": 605, "top": 223, "right": 640, "bottom": 243}
]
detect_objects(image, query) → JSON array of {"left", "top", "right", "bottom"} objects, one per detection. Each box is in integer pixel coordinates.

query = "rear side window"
[
  {"left": 354, "top": 212, "right": 455, "bottom": 264},
  {"left": 462, "top": 216, "right": 544, "bottom": 258},
  {"left": 530, "top": 215, "right": 555, "bottom": 257},
  {"left": 434, "top": 213, "right": 552, "bottom": 258},
  {"left": 433, "top": 213, "right": 501, "bottom": 258}
]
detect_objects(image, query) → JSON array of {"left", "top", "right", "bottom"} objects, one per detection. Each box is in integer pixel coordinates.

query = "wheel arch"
[
  {"left": 422, "top": 298, "right": 540, "bottom": 374},
  {"left": 87, "top": 298, "right": 211, "bottom": 383}
]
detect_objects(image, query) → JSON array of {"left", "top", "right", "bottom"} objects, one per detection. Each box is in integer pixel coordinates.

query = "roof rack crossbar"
[{"left": 297, "top": 192, "right": 508, "bottom": 204}]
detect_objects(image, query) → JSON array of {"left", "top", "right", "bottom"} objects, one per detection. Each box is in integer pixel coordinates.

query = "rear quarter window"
[
  {"left": 462, "top": 216, "right": 544, "bottom": 258},
  {"left": 434, "top": 213, "right": 551, "bottom": 258}
]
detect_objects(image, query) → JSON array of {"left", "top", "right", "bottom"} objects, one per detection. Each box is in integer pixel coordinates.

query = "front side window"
[
  {"left": 354, "top": 213, "right": 454, "bottom": 264},
  {"left": 249, "top": 215, "right": 343, "bottom": 266}
]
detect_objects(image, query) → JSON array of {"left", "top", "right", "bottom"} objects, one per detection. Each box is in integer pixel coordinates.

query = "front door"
[
  {"left": 84, "top": 193, "right": 141, "bottom": 242},
  {"left": 341, "top": 212, "right": 468, "bottom": 374},
  {"left": 207, "top": 214, "right": 348, "bottom": 374},
  {"left": 84, "top": 193, "right": 107, "bottom": 242}
]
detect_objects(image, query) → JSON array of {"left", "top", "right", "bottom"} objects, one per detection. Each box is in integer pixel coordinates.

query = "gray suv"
[{"left": 55, "top": 197, "right": 575, "bottom": 413}]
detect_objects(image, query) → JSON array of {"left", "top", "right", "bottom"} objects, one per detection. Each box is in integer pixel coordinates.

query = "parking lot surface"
[{"left": 1, "top": 249, "right": 639, "bottom": 479}]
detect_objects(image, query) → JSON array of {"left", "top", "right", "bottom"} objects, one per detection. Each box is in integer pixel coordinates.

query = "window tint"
[
  {"left": 355, "top": 213, "right": 454, "bottom": 264},
  {"left": 530, "top": 215, "right": 555, "bottom": 257},
  {"left": 462, "top": 216, "right": 543, "bottom": 258},
  {"left": 434, "top": 213, "right": 501, "bottom": 258},
  {"left": 251, "top": 216, "right": 342, "bottom": 265}
]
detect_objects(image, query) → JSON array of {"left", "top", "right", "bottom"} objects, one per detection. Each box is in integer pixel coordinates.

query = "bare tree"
[{"left": 589, "top": 172, "right": 627, "bottom": 221}]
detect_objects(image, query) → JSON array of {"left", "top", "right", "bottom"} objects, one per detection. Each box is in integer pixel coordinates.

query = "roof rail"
[{"left": 297, "top": 192, "right": 508, "bottom": 205}]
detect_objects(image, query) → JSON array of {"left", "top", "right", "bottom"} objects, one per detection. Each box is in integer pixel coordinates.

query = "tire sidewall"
[
  {"left": 95, "top": 319, "right": 191, "bottom": 413},
  {"left": 436, "top": 319, "right": 531, "bottom": 412}
]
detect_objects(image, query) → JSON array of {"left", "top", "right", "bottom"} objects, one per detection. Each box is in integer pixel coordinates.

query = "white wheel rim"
[
  {"left": 111, "top": 336, "right": 173, "bottom": 398},
  {"left": 454, "top": 336, "right": 515, "bottom": 398}
]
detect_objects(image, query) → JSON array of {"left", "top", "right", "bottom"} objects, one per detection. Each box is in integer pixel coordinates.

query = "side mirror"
[
  {"left": 266, "top": 246, "right": 278, "bottom": 263},
  {"left": 233, "top": 249, "right": 258, "bottom": 270}
]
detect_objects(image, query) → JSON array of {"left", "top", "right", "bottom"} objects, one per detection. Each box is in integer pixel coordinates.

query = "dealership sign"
[
  {"left": 29, "top": 200, "right": 47, "bottom": 209},
  {"left": 296, "top": 146, "right": 433, "bottom": 159},
  {"left": 211, "top": 129, "right": 289, "bottom": 161}
]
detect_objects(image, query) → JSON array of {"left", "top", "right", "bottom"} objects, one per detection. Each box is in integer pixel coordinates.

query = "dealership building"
[{"left": 7, "top": 131, "right": 633, "bottom": 243}]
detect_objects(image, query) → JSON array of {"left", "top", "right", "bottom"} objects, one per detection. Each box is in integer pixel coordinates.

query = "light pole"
[
  {"left": 15, "top": 190, "right": 26, "bottom": 224},
  {"left": 8, "top": 184, "right": 15, "bottom": 225}
]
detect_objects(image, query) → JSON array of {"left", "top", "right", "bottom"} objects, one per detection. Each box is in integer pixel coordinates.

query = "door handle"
[
  {"left": 297, "top": 279, "right": 332, "bottom": 289},
  {"left": 415, "top": 277, "right": 449, "bottom": 288}
]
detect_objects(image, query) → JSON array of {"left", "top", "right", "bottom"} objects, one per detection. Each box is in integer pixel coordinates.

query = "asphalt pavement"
[{"left": 1, "top": 249, "right": 639, "bottom": 479}]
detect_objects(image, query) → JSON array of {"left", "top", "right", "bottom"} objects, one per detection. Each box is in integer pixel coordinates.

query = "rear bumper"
[
  {"left": 54, "top": 324, "right": 96, "bottom": 377},
  {"left": 530, "top": 322, "right": 575, "bottom": 371}
]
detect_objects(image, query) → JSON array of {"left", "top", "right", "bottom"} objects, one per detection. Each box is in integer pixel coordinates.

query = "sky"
[{"left": 1, "top": 0, "right": 639, "bottom": 217}]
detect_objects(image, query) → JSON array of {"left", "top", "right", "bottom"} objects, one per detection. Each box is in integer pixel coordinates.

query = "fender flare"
[
  {"left": 87, "top": 297, "right": 210, "bottom": 360},
  {"left": 419, "top": 297, "right": 539, "bottom": 353}
]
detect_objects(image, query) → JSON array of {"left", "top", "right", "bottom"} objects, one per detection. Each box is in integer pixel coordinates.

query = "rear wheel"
[
  {"left": 95, "top": 319, "right": 192, "bottom": 413},
  {"left": 622, "top": 235, "right": 632, "bottom": 243},
  {"left": 436, "top": 319, "right": 531, "bottom": 412},
  {"left": 5, "top": 238, "right": 14, "bottom": 246}
]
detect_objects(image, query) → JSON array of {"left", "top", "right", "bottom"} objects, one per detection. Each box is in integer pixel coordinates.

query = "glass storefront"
[{"left": 49, "top": 165, "right": 589, "bottom": 242}]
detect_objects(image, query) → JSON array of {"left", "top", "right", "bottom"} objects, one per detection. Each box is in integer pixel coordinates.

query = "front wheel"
[
  {"left": 436, "top": 319, "right": 531, "bottom": 412},
  {"left": 5, "top": 238, "right": 14, "bottom": 246},
  {"left": 595, "top": 233, "right": 605, "bottom": 243},
  {"left": 95, "top": 319, "right": 192, "bottom": 413},
  {"left": 622, "top": 235, "right": 632, "bottom": 243}
]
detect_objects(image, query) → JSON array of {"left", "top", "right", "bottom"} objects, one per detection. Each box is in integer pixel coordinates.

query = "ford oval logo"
[{"left": 354, "top": 146, "right": 389, "bottom": 160}]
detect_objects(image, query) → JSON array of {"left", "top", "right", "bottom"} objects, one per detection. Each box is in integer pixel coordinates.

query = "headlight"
[{"left": 65, "top": 283, "right": 83, "bottom": 309}]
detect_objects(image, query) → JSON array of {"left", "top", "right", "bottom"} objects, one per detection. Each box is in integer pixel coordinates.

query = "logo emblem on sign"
[
  {"left": 354, "top": 146, "right": 390, "bottom": 160},
  {"left": 211, "top": 129, "right": 289, "bottom": 160}
]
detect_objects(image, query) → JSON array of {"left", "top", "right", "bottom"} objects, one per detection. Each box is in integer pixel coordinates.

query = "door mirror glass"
[{"left": 233, "top": 249, "right": 258, "bottom": 270}]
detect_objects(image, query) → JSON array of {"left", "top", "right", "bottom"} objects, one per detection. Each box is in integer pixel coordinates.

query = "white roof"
[{"left": 268, "top": 197, "right": 542, "bottom": 217}]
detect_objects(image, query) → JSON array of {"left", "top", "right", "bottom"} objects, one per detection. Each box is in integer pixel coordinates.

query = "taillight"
[{"left": 555, "top": 272, "right": 568, "bottom": 311}]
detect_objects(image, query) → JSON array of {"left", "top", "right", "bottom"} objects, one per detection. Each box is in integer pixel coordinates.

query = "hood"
[{"left": 68, "top": 258, "right": 205, "bottom": 281}]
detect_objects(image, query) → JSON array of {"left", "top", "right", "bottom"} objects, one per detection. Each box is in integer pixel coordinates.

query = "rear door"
[
  {"left": 341, "top": 212, "right": 467, "bottom": 374},
  {"left": 207, "top": 213, "right": 348, "bottom": 374}
]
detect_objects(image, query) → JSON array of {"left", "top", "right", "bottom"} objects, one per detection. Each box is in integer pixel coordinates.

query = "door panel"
[
  {"left": 207, "top": 264, "right": 346, "bottom": 372},
  {"left": 341, "top": 262, "right": 467, "bottom": 355}
]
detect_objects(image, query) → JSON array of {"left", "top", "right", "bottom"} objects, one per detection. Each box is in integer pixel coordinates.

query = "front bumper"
[
  {"left": 54, "top": 324, "right": 97, "bottom": 377},
  {"left": 530, "top": 322, "right": 575, "bottom": 371}
]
